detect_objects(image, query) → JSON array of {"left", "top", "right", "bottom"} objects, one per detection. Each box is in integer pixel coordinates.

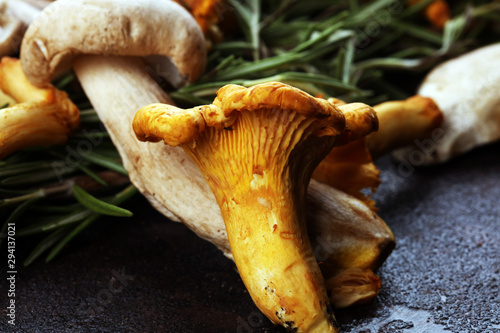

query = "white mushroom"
[
  {"left": 3, "top": 0, "right": 42, "bottom": 25},
  {"left": 0, "top": 0, "right": 54, "bottom": 56},
  {"left": 393, "top": 43, "right": 500, "bottom": 164},
  {"left": 0, "top": 2, "right": 23, "bottom": 56}
]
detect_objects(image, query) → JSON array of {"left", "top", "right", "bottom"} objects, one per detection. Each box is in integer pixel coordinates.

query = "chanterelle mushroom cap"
[
  {"left": 134, "top": 82, "right": 351, "bottom": 145},
  {"left": 133, "top": 82, "right": 378, "bottom": 332},
  {"left": 20, "top": 0, "right": 206, "bottom": 87}
]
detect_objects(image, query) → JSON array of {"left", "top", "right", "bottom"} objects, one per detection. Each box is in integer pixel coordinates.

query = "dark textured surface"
[{"left": 1, "top": 142, "right": 499, "bottom": 333}]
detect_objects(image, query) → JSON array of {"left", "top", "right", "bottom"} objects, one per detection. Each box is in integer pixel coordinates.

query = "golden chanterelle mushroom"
[{"left": 133, "top": 82, "right": 379, "bottom": 332}]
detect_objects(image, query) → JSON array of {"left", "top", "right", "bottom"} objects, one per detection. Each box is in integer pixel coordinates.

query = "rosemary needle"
[
  {"left": 16, "top": 209, "right": 92, "bottom": 236},
  {"left": 45, "top": 185, "right": 137, "bottom": 262},
  {"left": 72, "top": 184, "right": 133, "bottom": 217},
  {"left": 55, "top": 73, "right": 76, "bottom": 90},
  {"left": 0, "top": 190, "right": 45, "bottom": 207},
  {"left": 48, "top": 151, "right": 108, "bottom": 186},
  {"left": 23, "top": 227, "right": 70, "bottom": 267},
  {"left": 79, "top": 152, "right": 128, "bottom": 176},
  {"left": 45, "top": 213, "right": 100, "bottom": 263},
  {"left": 0, "top": 198, "right": 40, "bottom": 246}
]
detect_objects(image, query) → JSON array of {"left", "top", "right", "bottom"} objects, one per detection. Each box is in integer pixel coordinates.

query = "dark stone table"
[{"left": 1, "top": 142, "right": 499, "bottom": 333}]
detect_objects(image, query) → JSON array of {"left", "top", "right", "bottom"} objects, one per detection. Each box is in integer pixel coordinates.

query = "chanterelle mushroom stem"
[
  {"left": 366, "top": 95, "right": 443, "bottom": 159},
  {"left": 133, "top": 82, "right": 378, "bottom": 332}
]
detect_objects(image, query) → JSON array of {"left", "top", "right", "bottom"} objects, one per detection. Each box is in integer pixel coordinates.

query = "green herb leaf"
[
  {"left": 72, "top": 184, "right": 133, "bottom": 217},
  {"left": 0, "top": 190, "right": 45, "bottom": 207},
  {"left": 0, "top": 198, "right": 39, "bottom": 246},
  {"left": 16, "top": 209, "right": 91, "bottom": 236},
  {"left": 45, "top": 213, "right": 100, "bottom": 263},
  {"left": 45, "top": 185, "right": 137, "bottom": 262},
  {"left": 79, "top": 152, "right": 128, "bottom": 176},
  {"left": 23, "top": 227, "right": 70, "bottom": 267}
]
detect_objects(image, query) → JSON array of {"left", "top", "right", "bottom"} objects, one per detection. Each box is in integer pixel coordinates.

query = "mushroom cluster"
[
  {"left": 8, "top": 0, "right": 402, "bottom": 330},
  {"left": 13, "top": 0, "right": 500, "bottom": 331}
]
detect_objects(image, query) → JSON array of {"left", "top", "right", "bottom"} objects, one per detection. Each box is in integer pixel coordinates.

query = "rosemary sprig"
[
  {"left": 72, "top": 184, "right": 133, "bottom": 217},
  {"left": 174, "top": 0, "right": 499, "bottom": 105},
  {"left": 45, "top": 184, "right": 137, "bottom": 263},
  {"left": 0, "top": 77, "right": 135, "bottom": 264}
]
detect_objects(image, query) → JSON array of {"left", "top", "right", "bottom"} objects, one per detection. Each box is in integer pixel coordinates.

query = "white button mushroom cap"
[{"left": 393, "top": 43, "right": 500, "bottom": 164}]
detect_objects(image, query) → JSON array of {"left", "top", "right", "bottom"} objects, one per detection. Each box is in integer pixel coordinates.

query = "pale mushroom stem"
[{"left": 72, "top": 54, "right": 237, "bottom": 255}]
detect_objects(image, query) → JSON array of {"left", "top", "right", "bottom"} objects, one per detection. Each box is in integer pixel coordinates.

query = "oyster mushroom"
[
  {"left": 20, "top": 0, "right": 205, "bottom": 88},
  {"left": 133, "top": 82, "right": 379, "bottom": 332},
  {"left": 0, "top": 57, "right": 79, "bottom": 159},
  {"left": 19, "top": 0, "right": 221, "bottom": 246}
]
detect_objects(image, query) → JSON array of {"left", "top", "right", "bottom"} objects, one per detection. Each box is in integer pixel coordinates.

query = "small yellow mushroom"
[
  {"left": 367, "top": 95, "right": 443, "bottom": 160},
  {"left": 311, "top": 96, "right": 442, "bottom": 308},
  {"left": 0, "top": 57, "right": 79, "bottom": 159},
  {"left": 134, "top": 82, "right": 379, "bottom": 332},
  {"left": 314, "top": 136, "right": 381, "bottom": 209},
  {"left": 313, "top": 95, "right": 443, "bottom": 207}
]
